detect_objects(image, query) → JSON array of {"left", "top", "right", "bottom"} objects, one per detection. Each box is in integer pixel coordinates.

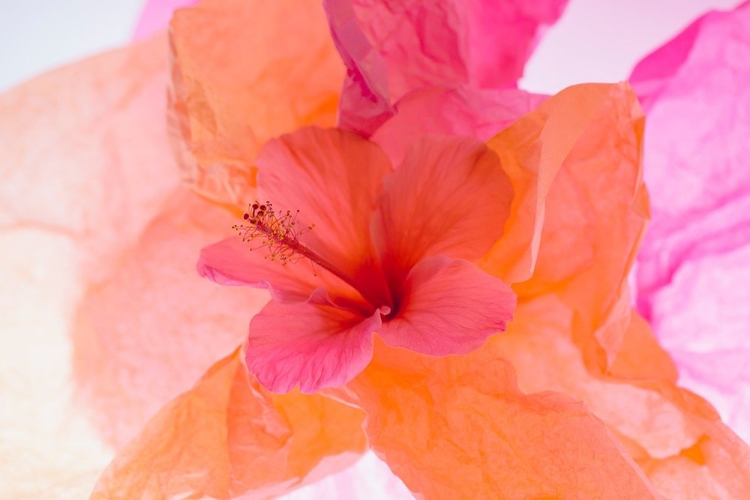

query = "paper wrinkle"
[
  {"left": 491, "top": 295, "right": 750, "bottom": 498},
  {"left": 370, "top": 86, "right": 547, "bottom": 166}
]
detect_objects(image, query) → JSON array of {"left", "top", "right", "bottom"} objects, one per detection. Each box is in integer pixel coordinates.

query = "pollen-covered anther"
[{"left": 233, "top": 200, "right": 314, "bottom": 266}]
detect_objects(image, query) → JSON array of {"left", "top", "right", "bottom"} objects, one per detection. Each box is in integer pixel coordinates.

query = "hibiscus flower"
[{"left": 198, "top": 127, "right": 516, "bottom": 393}]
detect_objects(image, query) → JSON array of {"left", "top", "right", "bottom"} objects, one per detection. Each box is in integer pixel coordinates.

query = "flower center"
[{"left": 233, "top": 201, "right": 375, "bottom": 306}]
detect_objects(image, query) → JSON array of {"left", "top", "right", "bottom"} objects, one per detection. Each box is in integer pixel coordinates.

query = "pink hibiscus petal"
[
  {"left": 373, "top": 135, "right": 514, "bottom": 284},
  {"left": 247, "top": 293, "right": 387, "bottom": 394},
  {"left": 378, "top": 256, "right": 516, "bottom": 356},
  {"left": 256, "top": 126, "right": 393, "bottom": 306},
  {"left": 198, "top": 236, "right": 365, "bottom": 307},
  {"left": 631, "top": 1, "right": 750, "bottom": 442},
  {"left": 132, "top": 0, "right": 199, "bottom": 41},
  {"left": 324, "top": 0, "right": 568, "bottom": 136}
]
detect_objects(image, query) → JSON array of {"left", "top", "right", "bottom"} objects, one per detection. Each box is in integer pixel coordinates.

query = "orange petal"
[
  {"left": 482, "top": 82, "right": 647, "bottom": 371},
  {"left": 342, "top": 339, "right": 660, "bottom": 499},
  {"left": 490, "top": 294, "right": 750, "bottom": 498},
  {"left": 608, "top": 311, "right": 678, "bottom": 382},
  {"left": 91, "top": 348, "right": 367, "bottom": 499},
  {"left": 168, "top": 0, "right": 345, "bottom": 206},
  {"left": 480, "top": 84, "right": 615, "bottom": 283}
]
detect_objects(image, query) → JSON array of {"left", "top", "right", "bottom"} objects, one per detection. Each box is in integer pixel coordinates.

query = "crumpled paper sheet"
[
  {"left": 344, "top": 336, "right": 661, "bottom": 500},
  {"left": 631, "top": 1, "right": 750, "bottom": 444},
  {"left": 90, "top": 348, "right": 367, "bottom": 499},
  {"left": 323, "top": 0, "right": 568, "bottom": 136},
  {"left": 71, "top": 188, "right": 271, "bottom": 448},
  {"left": 492, "top": 297, "right": 750, "bottom": 499},
  {"left": 0, "top": 30, "right": 268, "bottom": 459},
  {"left": 501, "top": 83, "right": 649, "bottom": 374},
  {"left": 0, "top": 34, "right": 176, "bottom": 499},
  {"left": 168, "top": 0, "right": 345, "bottom": 207}
]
